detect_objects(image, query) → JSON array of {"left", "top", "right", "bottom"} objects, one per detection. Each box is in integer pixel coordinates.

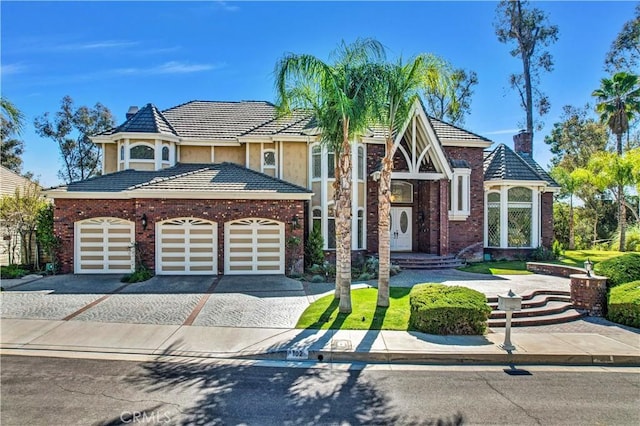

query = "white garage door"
[
  {"left": 225, "top": 218, "right": 284, "bottom": 275},
  {"left": 75, "top": 217, "right": 134, "bottom": 274},
  {"left": 156, "top": 218, "right": 217, "bottom": 275}
]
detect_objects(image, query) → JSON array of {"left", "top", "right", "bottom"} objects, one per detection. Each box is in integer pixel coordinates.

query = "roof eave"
[
  {"left": 43, "top": 190, "right": 313, "bottom": 200},
  {"left": 441, "top": 139, "right": 493, "bottom": 148}
]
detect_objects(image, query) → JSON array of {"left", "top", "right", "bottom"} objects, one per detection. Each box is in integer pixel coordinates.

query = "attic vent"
[{"left": 126, "top": 106, "right": 139, "bottom": 120}]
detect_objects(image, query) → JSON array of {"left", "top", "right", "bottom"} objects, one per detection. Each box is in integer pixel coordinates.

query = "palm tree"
[
  {"left": 592, "top": 72, "right": 640, "bottom": 251},
  {"left": 370, "top": 55, "right": 446, "bottom": 307},
  {"left": 275, "top": 39, "right": 384, "bottom": 313},
  {"left": 0, "top": 97, "right": 24, "bottom": 135}
]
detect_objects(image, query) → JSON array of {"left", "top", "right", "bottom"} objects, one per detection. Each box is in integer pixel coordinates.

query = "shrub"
[
  {"left": 390, "top": 264, "right": 401, "bottom": 276},
  {"left": 0, "top": 264, "right": 28, "bottom": 279},
  {"left": 595, "top": 253, "right": 640, "bottom": 287},
  {"left": 121, "top": 266, "right": 153, "bottom": 283},
  {"left": 610, "top": 223, "right": 640, "bottom": 252},
  {"left": 310, "top": 274, "right": 325, "bottom": 283},
  {"left": 409, "top": 284, "right": 492, "bottom": 335},
  {"left": 305, "top": 226, "right": 325, "bottom": 268},
  {"left": 357, "top": 272, "right": 373, "bottom": 281},
  {"left": 607, "top": 281, "right": 640, "bottom": 328},
  {"left": 552, "top": 240, "right": 564, "bottom": 258},
  {"left": 529, "top": 246, "right": 557, "bottom": 262},
  {"left": 309, "top": 263, "right": 324, "bottom": 275}
]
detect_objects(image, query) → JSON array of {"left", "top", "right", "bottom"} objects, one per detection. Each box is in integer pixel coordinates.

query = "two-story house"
[{"left": 44, "top": 99, "right": 557, "bottom": 276}]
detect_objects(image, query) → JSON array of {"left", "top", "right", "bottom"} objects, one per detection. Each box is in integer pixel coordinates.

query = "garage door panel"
[
  {"left": 75, "top": 218, "right": 134, "bottom": 274},
  {"left": 156, "top": 218, "right": 217, "bottom": 275},
  {"left": 225, "top": 218, "right": 284, "bottom": 275}
]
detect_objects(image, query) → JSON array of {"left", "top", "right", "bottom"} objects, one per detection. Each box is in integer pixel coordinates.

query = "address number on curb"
[{"left": 286, "top": 348, "right": 309, "bottom": 360}]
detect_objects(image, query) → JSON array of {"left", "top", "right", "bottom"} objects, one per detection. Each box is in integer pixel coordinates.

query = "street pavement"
[{"left": 1, "top": 270, "right": 639, "bottom": 366}]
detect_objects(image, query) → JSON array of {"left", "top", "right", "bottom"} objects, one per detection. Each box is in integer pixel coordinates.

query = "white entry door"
[{"left": 390, "top": 207, "right": 412, "bottom": 251}]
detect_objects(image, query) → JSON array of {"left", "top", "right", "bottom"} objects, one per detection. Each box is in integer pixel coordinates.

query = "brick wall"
[
  {"left": 54, "top": 198, "right": 304, "bottom": 274},
  {"left": 443, "top": 146, "right": 485, "bottom": 259},
  {"left": 366, "top": 144, "right": 384, "bottom": 253},
  {"left": 570, "top": 274, "right": 608, "bottom": 316}
]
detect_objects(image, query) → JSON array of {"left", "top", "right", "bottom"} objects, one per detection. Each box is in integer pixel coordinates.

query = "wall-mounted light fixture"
[
  {"left": 370, "top": 170, "right": 381, "bottom": 181},
  {"left": 417, "top": 211, "right": 425, "bottom": 223},
  {"left": 291, "top": 214, "right": 300, "bottom": 230},
  {"left": 141, "top": 213, "right": 148, "bottom": 231}
]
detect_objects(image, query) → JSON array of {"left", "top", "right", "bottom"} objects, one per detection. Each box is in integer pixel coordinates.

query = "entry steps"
[
  {"left": 389, "top": 254, "right": 464, "bottom": 270},
  {"left": 487, "top": 290, "right": 584, "bottom": 327}
]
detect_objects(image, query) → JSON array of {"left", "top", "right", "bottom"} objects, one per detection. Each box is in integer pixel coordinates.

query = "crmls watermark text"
[{"left": 120, "top": 411, "right": 171, "bottom": 424}]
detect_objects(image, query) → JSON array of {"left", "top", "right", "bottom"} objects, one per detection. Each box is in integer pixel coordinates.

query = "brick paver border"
[
  {"left": 182, "top": 277, "right": 220, "bottom": 326},
  {"left": 62, "top": 282, "right": 132, "bottom": 321}
]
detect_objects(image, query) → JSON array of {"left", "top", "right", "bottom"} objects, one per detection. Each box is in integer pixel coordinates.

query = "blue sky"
[{"left": 1, "top": 1, "right": 635, "bottom": 187}]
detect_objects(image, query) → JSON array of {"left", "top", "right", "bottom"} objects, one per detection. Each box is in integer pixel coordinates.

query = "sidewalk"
[{"left": 1, "top": 318, "right": 638, "bottom": 366}]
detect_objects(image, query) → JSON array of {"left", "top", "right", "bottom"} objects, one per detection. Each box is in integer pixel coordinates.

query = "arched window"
[
  {"left": 162, "top": 146, "right": 169, "bottom": 162},
  {"left": 327, "top": 148, "right": 335, "bottom": 179},
  {"left": 327, "top": 205, "right": 336, "bottom": 250},
  {"left": 120, "top": 145, "right": 124, "bottom": 161},
  {"left": 263, "top": 149, "right": 276, "bottom": 170},
  {"left": 312, "top": 145, "right": 322, "bottom": 179},
  {"left": 390, "top": 181, "right": 413, "bottom": 203},
  {"left": 312, "top": 207, "right": 322, "bottom": 233},
  {"left": 130, "top": 145, "right": 154, "bottom": 160}
]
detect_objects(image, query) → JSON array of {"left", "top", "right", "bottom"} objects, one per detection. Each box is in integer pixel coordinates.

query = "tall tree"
[
  {"left": 275, "top": 39, "right": 384, "bottom": 313},
  {"left": 370, "top": 54, "right": 446, "bottom": 307},
  {"left": 1, "top": 97, "right": 25, "bottom": 173},
  {"left": 34, "top": 96, "right": 115, "bottom": 183},
  {"left": 550, "top": 166, "right": 585, "bottom": 250},
  {"left": 592, "top": 72, "right": 640, "bottom": 250},
  {"left": 422, "top": 61, "right": 478, "bottom": 126},
  {"left": 592, "top": 72, "right": 640, "bottom": 155},
  {"left": 605, "top": 4, "right": 640, "bottom": 73},
  {"left": 583, "top": 149, "right": 640, "bottom": 251},
  {"left": 495, "top": 0, "right": 559, "bottom": 138},
  {"left": 544, "top": 104, "right": 608, "bottom": 169}
]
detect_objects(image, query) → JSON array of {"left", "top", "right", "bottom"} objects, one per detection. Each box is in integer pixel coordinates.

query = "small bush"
[
  {"left": 309, "top": 263, "right": 324, "bottom": 274},
  {"left": 310, "top": 274, "right": 325, "bottom": 283},
  {"left": 607, "top": 281, "right": 640, "bottom": 328},
  {"left": 390, "top": 264, "right": 401, "bottom": 276},
  {"left": 409, "top": 284, "right": 492, "bottom": 335},
  {"left": 595, "top": 253, "right": 640, "bottom": 287},
  {"left": 0, "top": 264, "right": 28, "bottom": 279},
  {"left": 529, "top": 245, "right": 557, "bottom": 262},
  {"left": 305, "top": 226, "right": 325, "bottom": 268},
  {"left": 357, "top": 272, "right": 373, "bottom": 281},
  {"left": 121, "top": 266, "right": 153, "bottom": 283},
  {"left": 552, "top": 240, "right": 564, "bottom": 258},
  {"left": 610, "top": 223, "right": 640, "bottom": 252}
]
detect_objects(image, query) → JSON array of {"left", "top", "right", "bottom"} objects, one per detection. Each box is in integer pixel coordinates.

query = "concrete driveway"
[
  {"left": 0, "top": 274, "right": 311, "bottom": 328},
  {"left": 1, "top": 269, "right": 570, "bottom": 328}
]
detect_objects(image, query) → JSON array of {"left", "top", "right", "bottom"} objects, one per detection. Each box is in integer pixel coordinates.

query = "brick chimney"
[
  {"left": 126, "top": 106, "right": 139, "bottom": 120},
  {"left": 513, "top": 130, "right": 532, "bottom": 156}
]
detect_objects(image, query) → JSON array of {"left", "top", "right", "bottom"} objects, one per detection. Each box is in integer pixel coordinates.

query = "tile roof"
[
  {"left": 98, "top": 100, "right": 492, "bottom": 144},
  {"left": 56, "top": 163, "right": 312, "bottom": 195},
  {"left": 483, "top": 144, "right": 558, "bottom": 187},
  {"left": 100, "top": 103, "right": 178, "bottom": 136}
]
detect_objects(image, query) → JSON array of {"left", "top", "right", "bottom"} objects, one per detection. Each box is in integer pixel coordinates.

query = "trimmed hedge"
[
  {"left": 607, "top": 281, "right": 640, "bottom": 328},
  {"left": 595, "top": 253, "right": 640, "bottom": 287},
  {"left": 409, "top": 284, "right": 492, "bottom": 335}
]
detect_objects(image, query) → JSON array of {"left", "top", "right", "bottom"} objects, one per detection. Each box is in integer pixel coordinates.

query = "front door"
[{"left": 390, "top": 207, "right": 412, "bottom": 251}]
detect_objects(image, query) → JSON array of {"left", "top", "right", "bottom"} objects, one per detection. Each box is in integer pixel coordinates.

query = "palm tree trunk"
[
  {"left": 376, "top": 138, "right": 394, "bottom": 308},
  {"left": 618, "top": 182, "right": 626, "bottom": 251},
  {"left": 336, "top": 131, "right": 353, "bottom": 314}
]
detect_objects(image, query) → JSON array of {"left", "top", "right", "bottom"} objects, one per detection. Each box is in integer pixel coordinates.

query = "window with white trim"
[
  {"left": 449, "top": 168, "right": 471, "bottom": 220},
  {"left": 312, "top": 207, "right": 322, "bottom": 233},
  {"left": 162, "top": 146, "right": 170, "bottom": 162},
  {"left": 487, "top": 192, "right": 501, "bottom": 247},
  {"left": 508, "top": 187, "right": 532, "bottom": 247},
  {"left": 327, "top": 205, "right": 336, "bottom": 250},
  {"left": 357, "top": 209, "right": 365, "bottom": 249},
  {"left": 357, "top": 146, "right": 365, "bottom": 180},
  {"left": 120, "top": 145, "right": 124, "bottom": 161},
  {"left": 130, "top": 144, "right": 154, "bottom": 160},
  {"left": 327, "top": 148, "right": 335, "bottom": 178},
  {"left": 312, "top": 145, "right": 322, "bottom": 179},
  {"left": 263, "top": 149, "right": 276, "bottom": 171},
  {"left": 390, "top": 181, "right": 413, "bottom": 203}
]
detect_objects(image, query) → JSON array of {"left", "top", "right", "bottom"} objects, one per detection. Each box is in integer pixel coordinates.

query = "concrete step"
[
  {"left": 488, "top": 309, "right": 585, "bottom": 327},
  {"left": 490, "top": 300, "right": 574, "bottom": 319},
  {"left": 488, "top": 294, "right": 572, "bottom": 310},
  {"left": 486, "top": 289, "right": 571, "bottom": 304}
]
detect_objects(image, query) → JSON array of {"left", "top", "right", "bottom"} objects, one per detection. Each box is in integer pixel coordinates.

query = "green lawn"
[
  {"left": 457, "top": 250, "right": 625, "bottom": 275},
  {"left": 296, "top": 287, "right": 412, "bottom": 330}
]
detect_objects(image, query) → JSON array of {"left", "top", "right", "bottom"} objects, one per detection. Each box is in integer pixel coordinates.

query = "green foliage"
[
  {"left": 34, "top": 95, "right": 115, "bottom": 183},
  {"left": 310, "top": 274, "right": 325, "bottom": 283},
  {"left": 552, "top": 240, "right": 564, "bottom": 258},
  {"left": 529, "top": 245, "right": 558, "bottom": 262},
  {"left": 611, "top": 223, "right": 640, "bottom": 252},
  {"left": 352, "top": 256, "right": 379, "bottom": 279},
  {"left": 595, "top": 253, "right": 640, "bottom": 287},
  {"left": 121, "top": 266, "right": 153, "bottom": 283},
  {"left": 36, "top": 203, "right": 60, "bottom": 270},
  {"left": 605, "top": 4, "right": 640, "bottom": 73},
  {"left": 305, "top": 226, "right": 325, "bottom": 268},
  {"left": 607, "top": 281, "right": 640, "bottom": 328},
  {"left": 409, "top": 284, "right": 492, "bottom": 335},
  {"left": 0, "top": 264, "right": 28, "bottom": 279},
  {"left": 357, "top": 272, "right": 373, "bottom": 281}
]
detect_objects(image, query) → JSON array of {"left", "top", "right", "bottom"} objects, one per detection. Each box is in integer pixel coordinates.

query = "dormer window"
[
  {"left": 162, "top": 146, "right": 169, "bottom": 162},
  {"left": 130, "top": 144, "right": 154, "bottom": 160},
  {"left": 263, "top": 150, "right": 276, "bottom": 169}
]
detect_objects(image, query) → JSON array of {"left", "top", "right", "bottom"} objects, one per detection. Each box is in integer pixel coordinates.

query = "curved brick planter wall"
[{"left": 527, "top": 262, "right": 586, "bottom": 278}]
